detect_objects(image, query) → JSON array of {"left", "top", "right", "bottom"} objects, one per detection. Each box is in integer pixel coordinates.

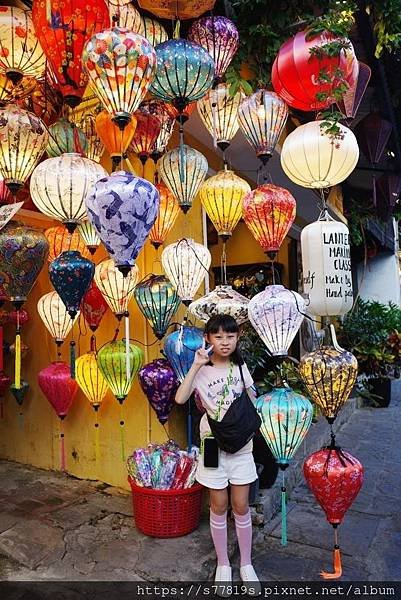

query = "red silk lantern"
[
  {"left": 32, "top": 0, "right": 110, "bottom": 108},
  {"left": 130, "top": 106, "right": 161, "bottom": 164},
  {"left": 81, "top": 281, "right": 109, "bottom": 333},
  {"left": 242, "top": 183, "right": 296, "bottom": 260},
  {"left": 272, "top": 30, "right": 358, "bottom": 112}
]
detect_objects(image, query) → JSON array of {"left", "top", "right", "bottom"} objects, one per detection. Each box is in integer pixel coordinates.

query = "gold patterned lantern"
[
  {"left": 141, "top": 16, "right": 168, "bottom": 47},
  {"left": 197, "top": 83, "right": 243, "bottom": 152},
  {"left": 94, "top": 258, "right": 139, "bottom": 318},
  {"left": 149, "top": 182, "right": 180, "bottom": 249},
  {"left": 45, "top": 226, "right": 91, "bottom": 262}
]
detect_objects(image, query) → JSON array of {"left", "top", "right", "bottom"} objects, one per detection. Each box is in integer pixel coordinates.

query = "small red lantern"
[
  {"left": 130, "top": 105, "right": 161, "bottom": 165},
  {"left": 81, "top": 281, "right": 109, "bottom": 334},
  {"left": 272, "top": 30, "right": 358, "bottom": 112}
]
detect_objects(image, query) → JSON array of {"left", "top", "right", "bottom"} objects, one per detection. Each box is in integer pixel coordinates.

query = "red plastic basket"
[{"left": 128, "top": 477, "right": 204, "bottom": 538}]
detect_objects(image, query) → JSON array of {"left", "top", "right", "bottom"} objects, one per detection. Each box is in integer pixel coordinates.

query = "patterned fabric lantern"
[
  {"left": 46, "top": 119, "right": 87, "bottom": 158},
  {"left": 49, "top": 251, "right": 94, "bottom": 321},
  {"left": 189, "top": 285, "right": 249, "bottom": 324},
  {"left": 162, "top": 238, "right": 211, "bottom": 305},
  {"left": 82, "top": 27, "right": 157, "bottom": 130},
  {"left": 77, "top": 221, "right": 101, "bottom": 255},
  {"left": 158, "top": 145, "right": 208, "bottom": 213},
  {"left": 85, "top": 171, "right": 159, "bottom": 275},
  {"left": 272, "top": 30, "right": 358, "bottom": 112},
  {"left": 81, "top": 282, "right": 109, "bottom": 333},
  {"left": 149, "top": 183, "right": 180, "bottom": 249},
  {"left": 45, "top": 226, "right": 91, "bottom": 262},
  {"left": 256, "top": 386, "right": 313, "bottom": 544},
  {"left": 25, "top": 69, "right": 63, "bottom": 126},
  {"left": 141, "top": 16, "right": 168, "bottom": 47},
  {"left": 108, "top": 1, "right": 143, "bottom": 33},
  {"left": 243, "top": 184, "right": 296, "bottom": 260},
  {"left": 0, "top": 7, "right": 46, "bottom": 83},
  {"left": 138, "top": 358, "right": 179, "bottom": 424},
  {"left": 299, "top": 346, "right": 358, "bottom": 424},
  {"left": 97, "top": 340, "right": 143, "bottom": 404},
  {"left": 200, "top": 169, "right": 251, "bottom": 240},
  {"left": 197, "top": 84, "right": 242, "bottom": 152},
  {"left": 304, "top": 445, "right": 364, "bottom": 578},
  {"left": 30, "top": 153, "right": 108, "bottom": 233},
  {"left": 78, "top": 114, "right": 105, "bottom": 163},
  {"left": 248, "top": 285, "right": 305, "bottom": 357},
  {"left": 94, "top": 258, "right": 138, "bottom": 318},
  {"left": 149, "top": 103, "right": 175, "bottom": 160},
  {"left": 32, "top": 0, "right": 110, "bottom": 107},
  {"left": 0, "top": 105, "right": 48, "bottom": 194},
  {"left": 238, "top": 90, "right": 289, "bottom": 163},
  {"left": 164, "top": 102, "right": 196, "bottom": 124},
  {"left": 37, "top": 291, "right": 79, "bottom": 352},
  {"left": 164, "top": 326, "right": 203, "bottom": 383},
  {"left": 130, "top": 106, "right": 161, "bottom": 164},
  {"left": 137, "top": 1, "right": 216, "bottom": 20},
  {"left": 95, "top": 110, "right": 136, "bottom": 171},
  {"left": 280, "top": 121, "right": 359, "bottom": 189},
  {"left": 134, "top": 274, "right": 180, "bottom": 340}
]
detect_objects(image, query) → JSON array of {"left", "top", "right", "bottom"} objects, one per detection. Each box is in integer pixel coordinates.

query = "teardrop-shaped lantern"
[
  {"left": 197, "top": 83, "right": 242, "bottom": 151},
  {"left": 149, "top": 182, "right": 180, "bottom": 249},
  {"left": 141, "top": 16, "right": 168, "bottom": 47},
  {"left": 76, "top": 351, "right": 109, "bottom": 410},
  {"left": 281, "top": 121, "right": 359, "bottom": 189},
  {"left": 94, "top": 258, "right": 139, "bottom": 318},
  {"left": 188, "top": 16, "right": 238, "bottom": 82},
  {"left": 355, "top": 112, "right": 392, "bottom": 165},
  {"left": 49, "top": 251, "right": 95, "bottom": 318},
  {"left": 77, "top": 221, "right": 101, "bottom": 255},
  {"left": 81, "top": 281, "right": 109, "bottom": 333},
  {"left": 189, "top": 285, "right": 249, "bottom": 324},
  {"left": 243, "top": 183, "right": 296, "bottom": 260},
  {"left": 32, "top": 0, "right": 110, "bottom": 107},
  {"left": 138, "top": 358, "right": 178, "bottom": 424},
  {"left": 158, "top": 145, "right": 208, "bottom": 213},
  {"left": 45, "top": 226, "right": 91, "bottom": 262},
  {"left": 46, "top": 119, "right": 87, "bottom": 158},
  {"left": 82, "top": 27, "right": 157, "bottom": 130},
  {"left": 336, "top": 62, "right": 371, "bottom": 119},
  {"left": 38, "top": 361, "right": 78, "bottom": 419},
  {"left": 164, "top": 326, "right": 203, "bottom": 382},
  {"left": 130, "top": 106, "right": 161, "bottom": 164},
  {"left": 162, "top": 238, "right": 211, "bottom": 305},
  {"left": 0, "top": 7, "right": 46, "bottom": 83},
  {"left": 97, "top": 340, "right": 143, "bottom": 403},
  {"left": 238, "top": 90, "right": 289, "bottom": 163},
  {"left": 138, "top": 1, "right": 216, "bottom": 20},
  {"left": 37, "top": 291, "right": 79, "bottom": 346},
  {"left": 0, "top": 105, "right": 48, "bottom": 194},
  {"left": 200, "top": 169, "right": 251, "bottom": 240},
  {"left": 248, "top": 285, "right": 305, "bottom": 357},
  {"left": 299, "top": 346, "right": 358, "bottom": 424},
  {"left": 85, "top": 171, "right": 159, "bottom": 275},
  {"left": 95, "top": 110, "right": 137, "bottom": 170},
  {"left": 134, "top": 274, "right": 180, "bottom": 340},
  {"left": 146, "top": 101, "right": 175, "bottom": 160},
  {"left": 78, "top": 114, "right": 105, "bottom": 163},
  {"left": 30, "top": 153, "right": 108, "bottom": 232}
]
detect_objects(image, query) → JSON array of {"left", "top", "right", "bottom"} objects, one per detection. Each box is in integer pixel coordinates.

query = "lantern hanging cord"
[{"left": 220, "top": 242, "right": 227, "bottom": 285}]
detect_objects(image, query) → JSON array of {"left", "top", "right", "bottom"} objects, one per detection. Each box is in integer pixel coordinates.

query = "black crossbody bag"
[{"left": 207, "top": 363, "right": 261, "bottom": 454}]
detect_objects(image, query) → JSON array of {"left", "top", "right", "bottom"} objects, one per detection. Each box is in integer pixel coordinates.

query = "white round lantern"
[
  {"left": 161, "top": 238, "right": 211, "bottom": 306},
  {"left": 30, "top": 153, "right": 108, "bottom": 232},
  {"left": 94, "top": 258, "right": 139, "bottom": 318},
  {"left": 301, "top": 215, "right": 353, "bottom": 316},
  {"left": 189, "top": 285, "right": 249, "bottom": 324},
  {"left": 248, "top": 284, "right": 305, "bottom": 356},
  {"left": 280, "top": 121, "right": 359, "bottom": 188},
  {"left": 37, "top": 291, "right": 78, "bottom": 345}
]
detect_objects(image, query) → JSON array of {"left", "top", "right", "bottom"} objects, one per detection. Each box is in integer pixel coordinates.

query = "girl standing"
[{"left": 175, "top": 314, "right": 260, "bottom": 592}]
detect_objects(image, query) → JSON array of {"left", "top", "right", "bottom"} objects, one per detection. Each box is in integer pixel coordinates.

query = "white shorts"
[{"left": 196, "top": 445, "right": 258, "bottom": 490}]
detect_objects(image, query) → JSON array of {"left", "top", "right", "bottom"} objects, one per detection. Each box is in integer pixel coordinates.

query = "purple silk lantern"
[
  {"left": 138, "top": 358, "right": 179, "bottom": 424},
  {"left": 49, "top": 250, "right": 95, "bottom": 318}
]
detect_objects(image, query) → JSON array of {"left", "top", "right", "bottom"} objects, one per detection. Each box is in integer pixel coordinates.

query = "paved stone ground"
[{"left": 0, "top": 384, "right": 400, "bottom": 582}]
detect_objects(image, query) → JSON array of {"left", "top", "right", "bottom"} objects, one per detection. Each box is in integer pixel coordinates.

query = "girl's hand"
[{"left": 193, "top": 339, "right": 213, "bottom": 367}]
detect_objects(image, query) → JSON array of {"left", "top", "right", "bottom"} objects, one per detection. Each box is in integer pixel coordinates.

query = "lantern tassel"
[
  {"left": 14, "top": 330, "right": 21, "bottom": 390},
  {"left": 60, "top": 420, "right": 66, "bottom": 471},
  {"left": 70, "top": 340, "right": 76, "bottom": 379},
  {"left": 281, "top": 471, "right": 287, "bottom": 546},
  {"left": 173, "top": 19, "right": 181, "bottom": 39},
  {"left": 125, "top": 312, "right": 131, "bottom": 382},
  {"left": 321, "top": 548, "right": 342, "bottom": 579}
]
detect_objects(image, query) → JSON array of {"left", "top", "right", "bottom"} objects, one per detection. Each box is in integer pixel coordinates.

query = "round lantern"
[
  {"left": 37, "top": 291, "right": 79, "bottom": 348},
  {"left": 78, "top": 114, "right": 105, "bottom": 163},
  {"left": 82, "top": 27, "right": 157, "bottom": 130},
  {"left": 238, "top": 90, "right": 289, "bottom": 163},
  {"left": 0, "top": 105, "right": 48, "bottom": 194},
  {"left": 108, "top": 2, "right": 143, "bottom": 33},
  {"left": 164, "top": 326, "right": 203, "bottom": 383},
  {"left": 197, "top": 84, "right": 242, "bottom": 152},
  {"left": 76, "top": 351, "right": 109, "bottom": 410},
  {"left": 158, "top": 145, "right": 208, "bottom": 213},
  {"left": 134, "top": 274, "right": 180, "bottom": 340},
  {"left": 49, "top": 251, "right": 95, "bottom": 319},
  {"left": 130, "top": 106, "right": 161, "bottom": 164},
  {"left": 162, "top": 239, "right": 211, "bottom": 306},
  {"left": 280, "top": 121, "right": 359, "bottom": 189},
  {"left": 200, "top": 169, "right": 251, "bottom": 240},
  {"left": 32, "top": 0, "right": 110, "bottom": 107},
  {"left": 149, "top": 39, "right": 214, "bottom": 115},
  {"left": 272, "top": 30, "right": 358, "bottom": 112},
  {"left": 97, "top": 340, "right": 143, "bottom": 403},
  {"left": 189, "top": 285, "right": 249, "bottom": 324},
  {"left": 85, "top": 171, "right": 159, "bottom": 275},
  {"left": 45, "top": 226, "right": 90, "bottom": 262},
  {"left": 95, "top": 110, "right": 137, "bottom": 171},
  {"left": 137, "top": 1, "right": 216, "bottom": 20},
  {"left": 138, "top": 358, "right": 179, "bottom": 424},
  {"left": 0, "top": 7, "right": 46, "bottom": 83},
  {"left": 30, "top": 153, "right": 108, "bottom": 232},
  {"left": 149, "top": 183, "right": 180, "bottom": 249},
  {"left": 299, "top": 346, "right": 358, "bottom": 424},
  {"left": 243, "top": 184, "right": 296, "bottom": 259},
  {"left": 46, "top": 119, "right": 87, "bottom": 158},
  {"left": 81, "top": 281, "right": 109, "bottom": 333},
  {"left": 301, "top": 215, "right": 353, "bottom": 317},
  {"left": 248, "top": 285, "right": 305, "bottom": 357},
  {"left": 77, "top": 221, "right": 101, "bottom": 255},
  {"left": 188, "top": 16, "right": 238, "bottom": 82},
  {"left": 141, "top": 16, "right": 168, "bottom": 47},
  {"left": 94, "top": 259, "right": 139, "bottom": 318}
]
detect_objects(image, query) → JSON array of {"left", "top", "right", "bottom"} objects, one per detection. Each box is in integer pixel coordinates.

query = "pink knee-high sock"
[
  {"left": 210, "top": 510, "right": 230, "bottom": 566},
  {"left": 233, "top": 510, "right": 253, "bottom": 567}
]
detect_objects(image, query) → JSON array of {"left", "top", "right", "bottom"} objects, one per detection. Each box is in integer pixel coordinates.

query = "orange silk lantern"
[
  {"left": 243, "top": 184, "right": 296, "bottom": 260},
  {"left": 130, "top": 105, "right": 161, "bottom": 164},
  {"left": 32, "top": 0, "right": 110, "bottom": 108},
  {"left": 137, "top": 1, "right": 216, "bottom": 20},
  {"left": 149, "top": 182, "right": 180, "bottom": 249},
  {"left": 95, "top": 110, "right": 137, "bottom": 171},
  {"left": 164, "top": 101, "right": 196, "bottom": 124},
  {"left": 45, "top": 226, "right": 91, "bottom": 262}
]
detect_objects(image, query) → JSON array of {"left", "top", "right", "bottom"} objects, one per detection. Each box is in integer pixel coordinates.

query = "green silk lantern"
[{"left": 134, "top": 274, "right": 180, "bottom": 340}]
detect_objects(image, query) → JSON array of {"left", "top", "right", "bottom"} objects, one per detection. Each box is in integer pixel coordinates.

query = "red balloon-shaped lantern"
[
  {"left": 272, "top": 30, "right": 358, "bottom": 112},
  {"left": 130, "top": 106, "right": 161, "bottom": 164},
  {"left": 81, "top": 281, "right": 109, "bottom": 333}
]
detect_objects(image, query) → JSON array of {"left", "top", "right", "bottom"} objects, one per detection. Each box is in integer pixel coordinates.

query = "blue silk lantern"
[
  {"left": 256, "top": 387, "right": 313, "bottom": 545},
  {"left": 85, "top": 171, "right": 159, "bottom": 276},
  {"left": 134, "top": 274, "right": 181, "bottom": 340},
  {"left": 46, "top": 118, "right": 88, "bottom": 157}
]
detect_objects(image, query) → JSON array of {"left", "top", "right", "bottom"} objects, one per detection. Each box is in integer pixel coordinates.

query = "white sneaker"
[
  {"left": 215, "top": 565, "right": 232, "bottom": 597},
  {"left": 240, "top": 564, "right": 261, "bottom": 596}
]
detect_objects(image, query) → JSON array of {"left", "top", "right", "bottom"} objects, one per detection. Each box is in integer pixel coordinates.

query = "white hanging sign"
[{"left": 0, "top": 202, "right": 24, "bottom": 231}]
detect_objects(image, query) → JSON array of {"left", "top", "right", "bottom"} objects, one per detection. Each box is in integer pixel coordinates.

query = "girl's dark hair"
[{"left": 205, "top": 314, "right": 244, "bottom": 365}]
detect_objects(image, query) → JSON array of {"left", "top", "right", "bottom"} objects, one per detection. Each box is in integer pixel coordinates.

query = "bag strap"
[{"left": 238, "top": 362, "right": 246, "bottom": 389}]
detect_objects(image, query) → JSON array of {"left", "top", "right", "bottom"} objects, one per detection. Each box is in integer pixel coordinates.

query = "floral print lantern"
[
  {"left": 134, "top": 274, "right": 180, "bottom": 340},
  {"left": 138, "top": 358, "right": 179, "bottom": 424},
  {"left": 197, "top": 83, "right": 243, "bottom": 152},
  {"left": 94, "top": 258, "right": 138, "bottom": 319},
  {"left": 46, "top": 119, "right": 87, "bottom": 158},
  {"left": 149, "top": 183, "right": 180, "bottom": 249},
  {"left": 189, "top": 285, "right": 249, "bottom": 324},
  {"left": 81, "top": 281, "right": 109, "bottom": 333},
  {"left": 82, "top": 27, "right": 157, "bottom": 130},
  {"left": 49, "top": 251, "right": 94, "bottom": 320}
]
